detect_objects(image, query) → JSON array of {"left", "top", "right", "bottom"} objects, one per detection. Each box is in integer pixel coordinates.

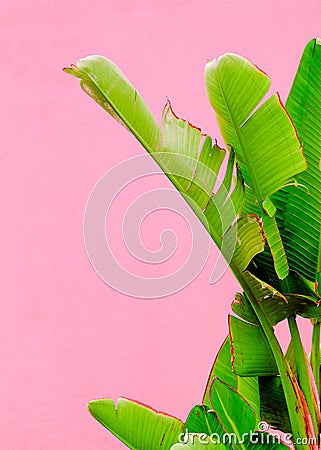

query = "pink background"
[{"left": 2, "top": 1, "right": 321, "bottom": 448}]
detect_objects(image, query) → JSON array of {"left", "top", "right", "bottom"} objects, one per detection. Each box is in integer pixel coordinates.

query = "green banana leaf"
[
  {"left": 232, "top": 275, "right": 317, "bottom": 326},
  {"left": 184, "top": 404, "right": 232, "bottom": 449},
  {"left": 259, "top": 376, "right": 291, "bottom": 433},
  {"left": 184, "top": 405, "right": 224, "bottom": 436},
  {"left": 202, "top": 337, "right": 260, "bottom": 421},
  {"left": 208, "top": 379, "right": 293, "bottom": 449},
  {"left": 65, "top": 56, "right": 160, "bottom": 152},
  {"left": 210, "top": 379, "right": 256, "bottom": 450},
  {"left": 229, "top": 314, "right": 278, "bottom": 376},
  {"left": 224, "top": 216, "right": 264, "bottom": 271},
  {"left": 285, "top": 333, "right": 320, "bottom": 433},
  {"left": 181, "top": 403, "right": 292, "bottom": 449},
  {"left": 88, "top": 397, "right": 183, "bottom": 449},
  {"left": 204, "top": 53, "right": 307, "bottom": 279},
  {"left": 273, "top": 38, "right": 321, "bottom": 288}
]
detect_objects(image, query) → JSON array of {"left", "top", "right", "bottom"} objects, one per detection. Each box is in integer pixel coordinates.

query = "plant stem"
[
  {"left": 288, "top": 315, "right": 319, "bottom": 436},
  {"left": 311, "top": 320, "right": 320, "bottom": 400},
  {"left": 230, "top": 262, "right": 314, "bottom": 449}
]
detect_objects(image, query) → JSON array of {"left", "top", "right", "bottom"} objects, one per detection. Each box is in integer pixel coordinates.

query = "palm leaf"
[
  {"left": 88, "top": 397, "right": 183, "bottom": 449},
  {"left": 204, "top": 53, "right": 307, "bottom": 279}
]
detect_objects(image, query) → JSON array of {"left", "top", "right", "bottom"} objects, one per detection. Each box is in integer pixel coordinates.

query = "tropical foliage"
[{"left": 65, "top": 38, "right": 321, "bottom": 449}]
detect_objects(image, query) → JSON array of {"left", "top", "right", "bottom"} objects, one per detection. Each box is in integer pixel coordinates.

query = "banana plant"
[{"left": 65, "top": 38, "right": 321, "bottom": 449}]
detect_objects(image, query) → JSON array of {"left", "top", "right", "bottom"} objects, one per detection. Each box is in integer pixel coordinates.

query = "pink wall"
[{"left": 2, "top": 1, "right": 321, "bottom": 448}]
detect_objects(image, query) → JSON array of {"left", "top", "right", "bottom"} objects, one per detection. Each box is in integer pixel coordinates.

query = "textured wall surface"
[{"left": 2, "top": 1, "right": 321, "bottom": 448}]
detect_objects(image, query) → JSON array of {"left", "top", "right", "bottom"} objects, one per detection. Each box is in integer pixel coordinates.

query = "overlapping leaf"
[
  {"left": 183, "top": 404, "right": 232, "bottom": 449},
  {"left": 210, "top": 379, "right": 256, "bottom": 450},
  {"left": 272, "top": 38, "right": 321, "bottom": 287},
  {"left": 203, "top": 337, "right": 260, "bottom": 420},
  {"left": 204, "top": 54, "right": 307, "bottom": 279},
  {"left": 225, "top": 216, "right": 264, "bottom": 271},
  {"left": 234, "top": 272, "right": 317, "bottom": 325},
  {"left": 180, "top": 402, "right": 291, "bottom": 449},
  {"left": 65, "top": 58, "right": 268, "bottom": 266},
  {"left": 259, "top": 376, "right": 291, "bottom": 433}
]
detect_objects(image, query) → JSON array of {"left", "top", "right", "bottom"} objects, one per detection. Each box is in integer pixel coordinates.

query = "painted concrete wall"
[{"left": 2, "top": 1, "right": 320, "bottom": 448}]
